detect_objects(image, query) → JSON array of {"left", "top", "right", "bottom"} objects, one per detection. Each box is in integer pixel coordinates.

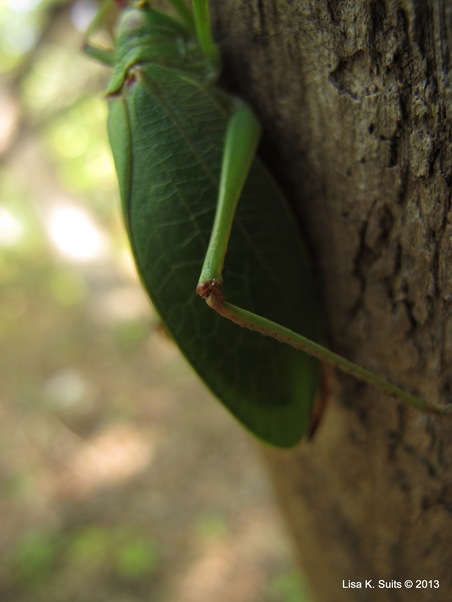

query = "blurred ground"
[{"left": 0, "top": 2, "right": 311, "bottom": 601}]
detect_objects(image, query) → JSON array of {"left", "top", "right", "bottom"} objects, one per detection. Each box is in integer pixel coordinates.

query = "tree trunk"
[{"left": 212, "top": 1, "right": 452, "bottom": 600}]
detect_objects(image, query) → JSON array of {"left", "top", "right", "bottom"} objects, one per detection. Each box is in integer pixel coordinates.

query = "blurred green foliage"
[
  {"left": 269, "top": 571, "right": 312, "bottom": 602},
  {"left": 6, "top": 525, "right": 160, "bottom": 591}
]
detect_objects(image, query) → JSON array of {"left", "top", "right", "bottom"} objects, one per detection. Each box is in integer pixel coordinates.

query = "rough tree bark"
[{"left": 212, "top": 1, "right": 452, "bottom": 601}]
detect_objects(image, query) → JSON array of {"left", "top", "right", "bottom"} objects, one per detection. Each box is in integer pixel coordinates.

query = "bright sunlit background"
[{"left": 0, "top": 1, "right": 312, "bottom": 601}]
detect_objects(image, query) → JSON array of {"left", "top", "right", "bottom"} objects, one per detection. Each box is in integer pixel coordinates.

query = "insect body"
[
  {"left": 86, "top": 0, "right": 449, "bottom": 448},
  {"left": 87, "top": 1, "right": 319, "bottom": 447}
]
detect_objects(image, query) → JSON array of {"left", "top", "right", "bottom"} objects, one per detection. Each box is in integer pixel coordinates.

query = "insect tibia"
[
  {"left": 198, "top": 287, "right": 281, "bottom": 338},
  {"left": 198, "top": 286, "right": 452, "bottom": 418}
]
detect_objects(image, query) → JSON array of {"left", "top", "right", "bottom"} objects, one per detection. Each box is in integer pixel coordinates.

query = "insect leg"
[
  {"left": 192, "top": 0, "right": 219, "bottom": 64},
  {"left": 166, "top": 0, "right": 195, "bottom": 31},
  {"left": 196, "top": 105, "right": 451, "bottom": 418}
]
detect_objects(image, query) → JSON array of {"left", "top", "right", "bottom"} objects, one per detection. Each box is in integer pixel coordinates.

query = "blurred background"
[{"left": 0, "top": 1, "right": 312, "bottom": 601}]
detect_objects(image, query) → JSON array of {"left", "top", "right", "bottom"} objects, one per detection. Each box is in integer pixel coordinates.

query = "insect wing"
[{"left": 107, "top": 64, "right": 320, "bottom": 447}]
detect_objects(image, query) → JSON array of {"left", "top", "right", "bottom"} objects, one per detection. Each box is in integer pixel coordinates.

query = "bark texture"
[{"left": 212, "top": 1, "right": 452, "bottom": 600}]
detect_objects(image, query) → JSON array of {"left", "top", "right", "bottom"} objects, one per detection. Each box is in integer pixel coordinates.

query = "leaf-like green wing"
[{"left": 107, "top": 65, "right": 320, "bottom": 447}]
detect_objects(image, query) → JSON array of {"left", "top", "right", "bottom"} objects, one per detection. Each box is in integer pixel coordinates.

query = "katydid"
[{"left": 84, "top": 0, "right": 450, "bottom": 448}]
